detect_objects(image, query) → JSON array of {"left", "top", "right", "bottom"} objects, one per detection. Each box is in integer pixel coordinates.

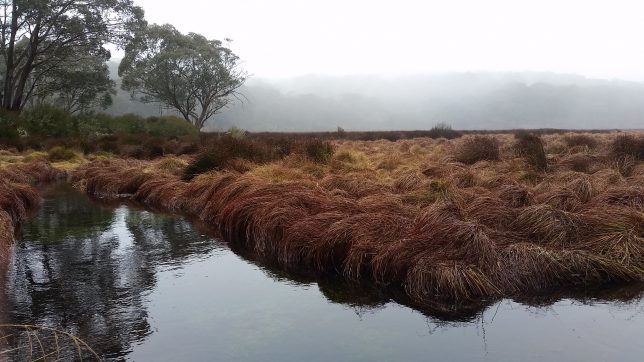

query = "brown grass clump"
[
  {"left": 580, "top": 207, "right": 644, "bottom": 265},
  {"left": 0, "top": 210, "right": 14, "bottom": 247},
  {"left": 463, "top": 196, "right": 517, "bottom": 229},
  {"left": 595, "top": 186, "right": 644, "bottom": 211},
  {"left": 47, "top": 146, "right": 79, "bottom": 162},
  {"left": 0, "top": 160, "right": 61, "bottom": 246},
  {"left": 0, "top": 161, "right": 66, "bottom": 183},
  {"left": 455, "top": 136, "right": 500, "bottom": 165},
  {"left": 611, "top": 134, "right": 644, "bottom": 160},
  {"left": 302, "top": 139, "right": 335, "bottom": 163},
  {"left": 76, "top": 163, "right": 154, "bottom": 197},
  {"left": 393, "top": 171, "right": 424, "bottom": 193},
  {"left": 614, "top": 154, "right": 637, "bottom": 177},
  {"left": 497, "top": 183, "right": 532, "bottom": 207},
  {"left": 565, "top": 134, "right": 598, "bottom": 149},
  {"left": 151, "top": 157, "right": 189, "bottom": 176},
  {"left": 559, "top": 154, "right": 593, "bottom": 173},
  {"left": 376, "top": 154, "right": 401, "bottom": 171},
  {"left": 321, "top": 175, "right": 391, "bottom": 198},
  {"left": 70, "top": 131, "right": 644, "bottom": 306},
  {"left": 514, "top": 132, "right": 548, "bottom": 171},
  {"left": 514, "top": 204, "right": 584, "bottom": 245},
  {"left": 406, "top": 261, "right": 500, "bottom": 302}
]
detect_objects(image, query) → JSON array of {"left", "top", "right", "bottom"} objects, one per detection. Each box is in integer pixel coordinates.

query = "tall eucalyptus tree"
[{"left": 119, "top": 24, "right": 247, "bottom": 130}]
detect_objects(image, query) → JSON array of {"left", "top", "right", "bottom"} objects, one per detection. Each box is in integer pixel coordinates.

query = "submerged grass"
[{"left": 0, "top": 324, "right": 101, "bottom": 361}]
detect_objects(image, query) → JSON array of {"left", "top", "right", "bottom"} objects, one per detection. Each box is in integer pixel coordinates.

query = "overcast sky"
[{"left": 130, "top": 0, "right": 644, "bottom": 80}]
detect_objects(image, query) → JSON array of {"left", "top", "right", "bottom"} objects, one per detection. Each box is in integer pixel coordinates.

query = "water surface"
[{"left": 3, "top": 184, "right": 644, "bottom": 361}]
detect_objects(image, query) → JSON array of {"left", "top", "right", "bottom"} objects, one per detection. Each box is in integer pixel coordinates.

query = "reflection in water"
[
  {"left": 2, "top": 183, "right": 644, "bottom": 361},
  {"left": 6, "top": 184, "right": 216, "bottom": 359}
]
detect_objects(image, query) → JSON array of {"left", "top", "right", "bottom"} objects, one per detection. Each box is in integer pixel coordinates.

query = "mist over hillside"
[{"left": 106, "top": 62, "right": 644, "bottom": 131}]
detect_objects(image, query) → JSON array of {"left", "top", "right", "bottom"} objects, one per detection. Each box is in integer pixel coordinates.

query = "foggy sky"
[{"left": 130, "top": 0, "right": 644, "bottom": 80}]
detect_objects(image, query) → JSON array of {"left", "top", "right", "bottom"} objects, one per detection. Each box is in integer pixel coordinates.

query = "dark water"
[{"left": 3, "top": 184, "right": 644, "bottom": 361}]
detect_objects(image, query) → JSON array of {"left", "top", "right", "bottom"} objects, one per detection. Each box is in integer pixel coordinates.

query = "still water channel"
[{"left": 2, "top": 183, "right": 643, "bottom": 361}]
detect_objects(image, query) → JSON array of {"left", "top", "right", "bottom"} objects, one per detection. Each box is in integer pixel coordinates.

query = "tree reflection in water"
[{"left": 4, "top": 183, "right": 216, "bottom": 359}]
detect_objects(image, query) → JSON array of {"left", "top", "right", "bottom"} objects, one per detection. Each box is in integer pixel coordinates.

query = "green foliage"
[
  {"left": 146, "top": 116, "right": 199, "bottom": 138},
  {"left": 35, "top": 56, "right": 116, "bottom": 114},
  {"left": 119, "top": 24, "right": 247, "bottom": 130},
  {"left": 0, "top": 110, "right": 20, "bottom": 139},
  {"left": 514, "top": 132, "right": 548, "bottom": 171},
  {"left": 105, "top": 114, "right": 147, "bottom": 135},
  {"left": 0, "top": 103, "right": 199, "bottom": 147},
  {"left": 0, "top": 0, "right": 144, "bottom": 111},
  {"left": 23, "top": 105, "right": 78, "bottom": 138},
  {"left": 74, "top": 113, "right": 197, "bottom": 139},
  {"left": 48, "top": 146, "right": 79, "bottom": 162}
]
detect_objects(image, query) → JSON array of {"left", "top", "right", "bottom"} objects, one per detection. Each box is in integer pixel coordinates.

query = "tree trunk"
[
  {"left": 2, "top": 2, "right": 18, "bottom": 110},
  {"left": 10, "top": 24, "right": 40, "bottom": 111}
]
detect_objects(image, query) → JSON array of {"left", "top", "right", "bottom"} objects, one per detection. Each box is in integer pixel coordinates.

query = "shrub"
[
  {"left": 336, "top": 126, "right": 347, "bottom": 139},
  {"left": 564, "top": 134, "right": 597, "bottom": 149},
  {"left": 96, "top": 135, "right": 121, "bottom": 154},
  {"left": 176, "top": 141, "right": 200, "bottom": 155},
  {"left": 268, "top": 138, "right": 297, "bottom": 158},
  {"left": 183, "top": 136, "right": 272, "bottom": 180},
  {"left": 47, "top": 146, "right": 78, "bottom": 162},
  {"left": 227, "top": 126, "right": 247, "bottom": 139},
  {"left": 147, "top": 142, "right": 165, "bottom": 159},
  {"left": 107, "top": 113, "right": 147, "bottom": 135},
  {"left": 611, "top": 134, "right": 644, "bottom": 160},
  {"left": 427, "top": 122, "right": 462, "bottom": 139},
  {"left": 456, "top": 136, "right": 500, "bottom": 164},
  {"left": 183, "top": 152, "right": 226, "bottom": 180},
  {"left": 23, "top": 105, "right": 78, "bottom": 138},
  {"left": 146, "top": 116, "right": 198, "bottom": 138},
  {"left": 75, "top": 113, "right": 112, "bottom": 137},
  {"left": 514, "top": 132, "right": 547, "bottom": 171},
  {"left": 303, "top": 139, "right": 335, "bottom": 163},
  {"left": 614, "top": 155, "right": 637, "bottom": 177},
  {"left": 0, "top": 110, "right": 20, "bottom": 140}
]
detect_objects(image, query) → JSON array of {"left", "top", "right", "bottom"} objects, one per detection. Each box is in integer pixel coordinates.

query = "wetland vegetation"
[{"left": 0, "top": 0, "right": 643, "bottom": 360}]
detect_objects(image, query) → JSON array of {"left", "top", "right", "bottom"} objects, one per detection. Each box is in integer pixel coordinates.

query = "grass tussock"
[
  {"left": 514, "top": 132, "right": 548, "bottom": 171},
  {"left": 456, "top": 136, "right": 500, "bottom": 164},
  {"left": 303, "top": 139, "right": 335, "bottom": 164},
  {"left": 565, "top": 134, "right": 598, "bottom": 149},
  {"left": 47, "top": 146, "right": 80, "bottom": 162},
  {"left": 0, "top": 161, "right": 64, "bottom": 247},
  {"left": 611, "top": 134, "right": 644, "bottom": 160},
  {"left": 70, "top": 131, "right": 644, "bottom": 305}
]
